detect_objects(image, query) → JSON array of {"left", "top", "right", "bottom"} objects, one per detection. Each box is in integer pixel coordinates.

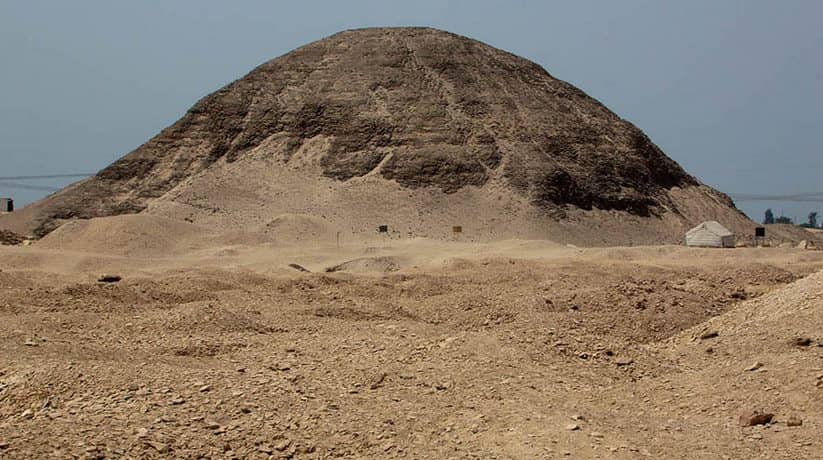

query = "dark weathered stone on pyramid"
[{"left": 10, "top": 27, "right": 736, "bottom": 237}]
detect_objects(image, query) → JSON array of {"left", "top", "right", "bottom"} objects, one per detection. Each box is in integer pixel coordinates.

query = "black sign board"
[
  {"left": 755, "top": 227, "right": 766, "bottom": 237},
  {"left": 377, "top": 225, "right": 388, "bottom": 233}
]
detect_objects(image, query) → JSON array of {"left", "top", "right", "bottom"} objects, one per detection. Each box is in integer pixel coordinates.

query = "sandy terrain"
[
  {"left": 3, "top": 26, "right": 821, "bottom": 460},
  {"left": 2, "top": 231, "right": 823, "bottom": 459}
]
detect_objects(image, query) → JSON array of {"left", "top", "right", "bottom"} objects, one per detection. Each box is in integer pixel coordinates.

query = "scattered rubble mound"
[
  {"left": 0, "top": 27, "right": 751, "bottom": 244},
  {"left": 0, "top": 230, "right": 24, "bottom": 246},
  {"left": 36, "top": 214, "right": 215, "bottom": 256}
]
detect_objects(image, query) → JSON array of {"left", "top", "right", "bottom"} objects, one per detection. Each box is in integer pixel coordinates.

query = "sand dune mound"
[
  {"left": 2, "top": 27, "right": 752, "bottom": 245},
  {"left": 36, "top": 215, "right": 214, "bottom": 256},
  {"left": 262, "top": 214, "right": 338, "bottom": 244},
  {"left": 326, "top": 256, "right": 403, "bottom": 273},
  {"left": 666, "top": 269, "right": 823, "bottom": 353},
  {"left": 208, "top": 214, "right": 339, "bottom": 248}
]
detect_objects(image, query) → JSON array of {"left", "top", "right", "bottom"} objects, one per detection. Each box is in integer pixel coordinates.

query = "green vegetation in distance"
[{"left": 764, "top": 208, "right": 822, "bottom": 228}]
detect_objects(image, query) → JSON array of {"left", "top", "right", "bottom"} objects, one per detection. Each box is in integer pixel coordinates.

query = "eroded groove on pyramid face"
[{"left": 3, "top": 27, "right": 744, "bottom": 240}]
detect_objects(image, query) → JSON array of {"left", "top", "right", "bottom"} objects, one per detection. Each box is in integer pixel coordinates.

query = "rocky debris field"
[{"left": 1, "top": 245, "right": 823, "bottom": 458}]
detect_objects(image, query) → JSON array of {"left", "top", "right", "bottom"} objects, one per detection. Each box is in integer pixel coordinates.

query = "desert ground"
[
  {"left": 2, "top": 227, "right": 823, "bottom": 459},
  {"left": 3, "top": 25, "right": 821, "bottom": 460}
]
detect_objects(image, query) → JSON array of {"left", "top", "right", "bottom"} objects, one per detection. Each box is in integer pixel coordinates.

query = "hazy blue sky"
[{"left": 1, "top": 0, "right": 821, "bottom": 222}]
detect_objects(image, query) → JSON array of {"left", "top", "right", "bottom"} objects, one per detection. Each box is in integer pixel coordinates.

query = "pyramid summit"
[{"left": 1, "top": 27, "right": 751, "bottom": 243}]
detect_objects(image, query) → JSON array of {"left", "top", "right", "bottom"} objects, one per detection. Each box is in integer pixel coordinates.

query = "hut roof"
[{"left": 686, "top": 221, "right": 733, "bottom": 237}]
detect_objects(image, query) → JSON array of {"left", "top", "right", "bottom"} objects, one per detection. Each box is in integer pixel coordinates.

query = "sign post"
[{"left": 755, "top": 226, "right": 765, "bottom": 247}]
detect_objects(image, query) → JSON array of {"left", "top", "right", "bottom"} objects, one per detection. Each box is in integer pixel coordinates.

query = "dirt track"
[{"left": 2, "top": 241, "right": 823, "bottom": 458}]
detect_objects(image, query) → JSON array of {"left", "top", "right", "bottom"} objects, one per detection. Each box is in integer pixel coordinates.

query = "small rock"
[
  {"left": 204, "top": 421, "right": 221, "bottom": 430},
  {"left": 786, "top": 416, "right": 803, "bottom": 427},
  {"left": 23, "top": 339, "right": 38, "bottom": 347},
  {"left": 615, "top": 356, "right": 634, "bottom": 366},
  {"left": 369, "top": 372, "right": 387, "bottom": 390},
  {"left": 566, "top": 424, "right": 581, "bottom": 431},
  {"left": 0, "top": 441, "right": 8, "bottom": 449},
  {"left": 699, "top": 331, "right": 719, "bottom": 340},
  {"left": 274, "top": 439, "right": 291, "bottom": 451},
  {"left": 170, "top": 397, "right": 185, "bottom": 405},
  {"left": 136, "top": 428, "right": 149, "bottom": 439},
  {"left": 21, "top": 409, "right": 32, "bottom": 419},
  {"left": 199, "top": 384, "right": 211, "bottom": 393},
  {"left": 739, "top": 411, "right": 773, "bottom": 427},
  {"left": 98, "top": 275, "right": 122, "bottom": 283},
  {"left": 793, "top": 337, "right": 812, "bottom": 347},
  {"left": 287, "top": 263, "right": 310, "bottom": 273},
  {"left": 744, "top": 362, "right": 763, "bottom": 372},
  {"left": 146, "top": 441, "right": 169, "bottom": 453}
]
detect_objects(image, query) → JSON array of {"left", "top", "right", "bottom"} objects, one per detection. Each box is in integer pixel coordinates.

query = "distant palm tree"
[{"left": 764, "top": 208, "right": 775, "bottom": 224}]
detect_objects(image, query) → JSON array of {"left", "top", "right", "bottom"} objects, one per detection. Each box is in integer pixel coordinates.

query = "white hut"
[{"left": 685, "top": 221, "right": 735, "bottom": 248}]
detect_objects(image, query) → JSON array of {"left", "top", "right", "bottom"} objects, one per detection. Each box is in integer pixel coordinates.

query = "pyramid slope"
[{"left": 0, "top": 27, "right": 751, "bottom": 243}]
